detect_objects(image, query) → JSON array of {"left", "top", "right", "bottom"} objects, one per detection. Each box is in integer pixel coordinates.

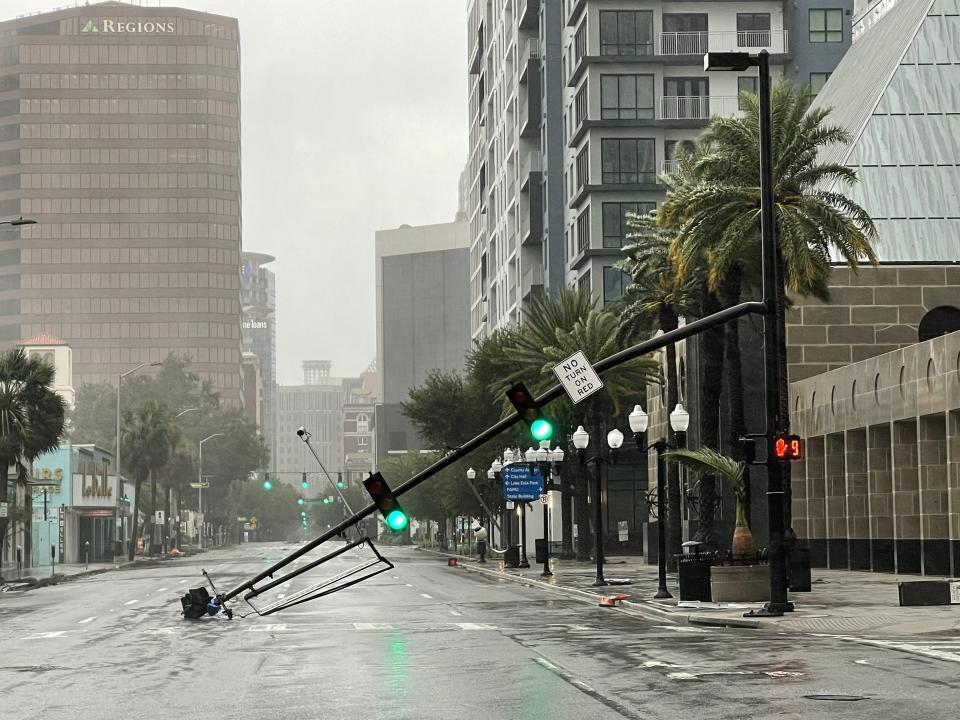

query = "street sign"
[
  {"left": 501, "top": 464, "right": 543, "bottom": 501},
  {"left": 553, "top": 350, "right": 603, "bottom": 404},
  {"left": 154, "top": 510, "right": 165, "bottom": 524},
  {"left": 237, "top": 516, "right": 247, "bottom": 522},
  {"left": 190, "top": 482, "right": 210, "bottom": 489},
  {"left": 539, "top": 495, "right": 548, "bottom": 504},
  {"left": 0, "top": 502, "right": 6, "bottom": 518}
]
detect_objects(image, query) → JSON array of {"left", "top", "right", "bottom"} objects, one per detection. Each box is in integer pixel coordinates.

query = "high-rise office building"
[
  {"left": 240, "top": 251, "right": 277, "bottom": 454},
  {"left": 0, "top": 3, "right": 243, "bottom": 402},
  {"left": 276, "top": 360, "right": 345, "bottom": 481}
]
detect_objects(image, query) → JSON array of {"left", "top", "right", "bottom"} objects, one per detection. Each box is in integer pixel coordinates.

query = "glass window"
[
  {"left": 575, "top": 144, "right": 589, "bottom": 189},
  {"left": 602, "top": 202, "right": 655, "bottom": 248},
  {"left": 809, "top": 72, "right": 831, "bottom": 100},
  {"left": 737, "top": 76, "right": 758, "bottom": 110},
  {"left": 601, "top": 138, "right": 655, "bottom": 184},
  {"left": 810, "top": 9, "right": 843, "bottom": 43},
  {"left": 576, "top": 208, "right": 590, "bottom": 254},
  {"left": 603, "top": 267, "right": 630, "bottom": 304},
  {"left": 575, "top": 81, "right": 588, "bottom": 127},
  {"left": 599, "top": 10, "right": 653, "bottom": 56},
  {"left": 600, "top": 75, "right": 654, "bottom": 119},
  {"left": 577, "top": 270, "right": 591, "bottom": 296},
  {"left": 737, "top": 13, "right": 771, "bottom": 47},
  {"left": 661, "top": 14, "right": 709, "bottom": 53}
]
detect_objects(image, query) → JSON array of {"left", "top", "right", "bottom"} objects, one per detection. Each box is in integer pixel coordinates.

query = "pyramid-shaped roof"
[
  {"left": 19, "top": 331, "right": 67, "bottom": 347},
  {"left": 812, "top": 0, "right": 960, "bottom": 261}
]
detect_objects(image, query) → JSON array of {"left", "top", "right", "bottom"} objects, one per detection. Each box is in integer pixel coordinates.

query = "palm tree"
[
  {"left": 499, "top": 288, "right": 661, "bottom": 561},
  {"left": 666, "top": 447, "right": 754, "bottom": 556},
  {"left": 616, "top": 212, "right": 699, "bottom": 567},
  {"left": 659, "top": 81, "right": 877, "bottom": 541},
  {"left": 0, "top": 348, "right": 66, "bottom": 577},
  {"left": 121, "top": 401, "right": 175, "bottom": 560}
]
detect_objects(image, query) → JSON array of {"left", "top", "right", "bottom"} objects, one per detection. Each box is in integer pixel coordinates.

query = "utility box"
[{"left": 535, "top": 538, "right": 547, "bottom": 564}]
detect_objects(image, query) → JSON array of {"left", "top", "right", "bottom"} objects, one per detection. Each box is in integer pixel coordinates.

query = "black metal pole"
[
  {"left": 541, "top": 464, "right": 552, "bottom": 577},
  {"left": 519, "top": 502, "right": 530, "bottom": 568},
  {"left": 757, "top": 50, "right": 789, "bottom": 616},
  {"left": 654, "top": 442, "right": 672, "bottom": 599},
  {"left": 592, "top": 456, "right": 607, "bottom": 587}
]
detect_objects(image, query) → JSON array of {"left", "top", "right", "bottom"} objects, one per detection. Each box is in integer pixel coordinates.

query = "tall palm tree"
[
  {"left": 499, "top": 288, "right": 661, "bottom": 561},
  {"left": 0, "top": 348, "right": 66, "bottom": 577},
  {"left": 616, "top": 213, "right": 699, "bottom": 566},
  {"left": 121, "top": 400, "right": 175, "bottom": 560},
  {"left": 659, "top": 81, "right": 877, "bottom": 542}
]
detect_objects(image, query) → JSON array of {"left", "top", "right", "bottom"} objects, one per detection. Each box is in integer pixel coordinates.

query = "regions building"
[
  {"left": 374, "top": 221, "right": 471, "bottom": 462},
  {"left": 0, "top": 2, "right": 244, "bottom": 403},
  {"left": 240, "top": 251, "right": 278, "bottom": 454}
]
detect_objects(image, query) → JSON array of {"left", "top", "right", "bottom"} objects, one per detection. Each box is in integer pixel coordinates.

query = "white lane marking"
[
  {"left": 654, "top": 625, "right": 711, "bottom": 634},
  {"left": 420, "top": 593, "right": 433, "bottom": 599},
  {"left": 24, "top": 631, "right": 69, "bottom": 639},
  {"left": 124, "top": 599, "right": 139, "bottom": 605},
  {"left": 454, "top": 623, "right": 496, "bottom": 630},
  {"left": 248, "top": 624, "right": 287, "bottom": 632},
  {"left": 354, "top": 623, "right": 394, "bottom": 630},
  {"left": 815, "top": 634, "right": 960, "bottom": 664},
  {"left": 78, "top": 616, "right": 96, "bottom": 624},
  {"left": 156, "top": 587, "right": 168, "bottom": 592},
  {"left": 405, "top": 583, "right": 413, "bottom": 587},
  {"left": 277, "top": 594, "right": 286, "bottom": 600},
  {"left": 144, "top": 627, "right": 179, "bottom": 635},
  {"left": 178, "top": 579, "right": 187, "bottom": 584},
  {"left": 854, "top": 659, "right": 870, "bottom": 665},
  {"left": 392, "top": 576, "right": 399, "bottom": 580},
  {"left": 449, "top": 610, "right": 462, "bottom": 616}
]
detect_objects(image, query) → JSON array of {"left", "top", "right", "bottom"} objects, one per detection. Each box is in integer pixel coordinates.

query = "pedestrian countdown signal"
[{"left": 774, "top": 434, "right": 803, "bottom": 460}]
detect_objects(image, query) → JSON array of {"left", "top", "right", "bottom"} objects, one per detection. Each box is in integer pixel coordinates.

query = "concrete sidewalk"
[{"left": 421, "top": 546, "right": 960, "bottom": 637}]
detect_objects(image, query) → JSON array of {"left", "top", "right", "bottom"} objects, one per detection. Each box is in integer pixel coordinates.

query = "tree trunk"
[
  {"left": 721, "top": 265, "right": 750, "bottom": 527},
  {"left": 128, "top": 474, "right": 144, "bottom": 561},
  {"left": 560, "top": 464, "right": 574, "bottom": 559},
  {"left": 696, "top": 289, "right": 724, "bottom": 550},
  {"left": 661, "top": 306, "right": 683, "bottom": 570},
  {"left": 0, "top": 461, "right": 9, "bottom": 580}
]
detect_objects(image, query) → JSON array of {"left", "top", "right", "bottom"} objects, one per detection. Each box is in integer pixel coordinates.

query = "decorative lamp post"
[
  {"left": 198, "top": 433, "right": 224, "bottom": 550},
  {"left": 573, "top": 425, "right": 622, "bottom": 587}
]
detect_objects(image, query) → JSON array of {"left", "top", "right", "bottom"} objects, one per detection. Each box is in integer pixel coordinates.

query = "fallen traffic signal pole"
[{"left": 184, "top": 299, "right": 765, "bottom": 619}]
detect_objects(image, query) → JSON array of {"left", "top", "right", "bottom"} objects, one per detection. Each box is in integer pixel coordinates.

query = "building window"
[
  {"left": 576, "top": 207, "right": 590, "bottom": 254},
  {"left": 577, "top": 270, "right": 591, "bottom": 296},
  {"left": 602, "top": 202, "right": 655, "bottom": 248},
  {"left": 574, "top": 21, "right": 586, "bottom": 61},
  {"left": 661, "top": 13, "right": 708, "bottom": 54},
  {"left": 663, "top": 77, "right": 709, "bottom": 119},
  {"left": 599, "top": 10, "right": 654, "bottom": 56},
  {"left": 810, "top": 9, "right": 843, "bottom": 43},
  {"left": 600, "top": 75, "right": 654, "bottom": 120},
  {"left": 601, "top": 138, "right": 655, "bottom": 184},
  {"left": 603, "top": 267, "right": 630, "bottom": 304},
  {"left": 357, "top": 436, "right": 369, "bottom": 447},
  {"left": 809, "top": 72, "right": 831, "bottom": 100},
  {"left": 575, "top": 81, "right": 588, "bottom": 127},
  {"left": 575, "top": 144, "right": 589, "bottom": 190},
  {"left": 737, "top": 13, "right": 771, "bottom": 47},
  {"left": 737, "top": 76, "right": 758, "bottom": 110},
  {"left": 356, "top": 413, "right": 369, "bottom": 433}
]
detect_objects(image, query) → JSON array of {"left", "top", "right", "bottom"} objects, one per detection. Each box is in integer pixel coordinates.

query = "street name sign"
[
  {"left": 501, "top": 464, "right": 543, "bottom": 501},
  {"left": 0, "top": 502, "right": 6, "bottom": 517},
  {"left": 553, "top": 350, "right": 603, "bottom": 404},
  {"left": 190, "top": 482, "right": 210, "bottom": 489}
]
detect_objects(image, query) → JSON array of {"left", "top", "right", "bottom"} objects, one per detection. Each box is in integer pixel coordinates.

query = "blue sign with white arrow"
[{"left": 501, "top": 464, "right": 544, "bottom": 501}]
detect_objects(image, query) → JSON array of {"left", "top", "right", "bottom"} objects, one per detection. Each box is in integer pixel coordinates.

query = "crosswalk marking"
[
  {"left": 454, "top": 623, "right": 496, "bottom": 630},
  {"left": 354, "top": 623, "right": 395, "bottom": 630},
  {"left": 449, "top": 610, "right": 462, "bottom": 616},
  {"left": 247, "top": 624, "right": 287, "bottom": 632},
  {"left": 78, "top": 616, "right": 96, "bottom": 624},
  {"left": 124, "top": 599, "right": 139, "bottom": 605},
  {"left": 24, "top": 631, "right": 69, "bottom": 639},
  {"left": 156, "top": 587, "right": 168, "bottom": 592},
  {"left": 817, "top": 634, "right": 960, "bottom": 664},
  {"left": 420, "top": 593, "right": 432, "bottom": 599}
]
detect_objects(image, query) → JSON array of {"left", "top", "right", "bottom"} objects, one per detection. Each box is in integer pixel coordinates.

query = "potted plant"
[{"left": 667, "top": 447, "right": 767, "bottom": 602}]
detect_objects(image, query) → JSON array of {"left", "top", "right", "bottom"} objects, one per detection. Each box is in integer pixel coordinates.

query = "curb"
[{"left": 687, "top": 613, "right": 762, "bottom": 629}]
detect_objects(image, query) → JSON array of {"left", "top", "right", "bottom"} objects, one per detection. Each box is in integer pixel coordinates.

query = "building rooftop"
[{"left": 19, "top": 331, "right": 68, "bottom": 347}]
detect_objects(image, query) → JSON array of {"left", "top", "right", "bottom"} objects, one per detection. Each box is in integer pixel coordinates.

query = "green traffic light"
[
  {"left": 336, "top": 480, "right": 344, "bottom": 489},
  {"left": 297, "top": 498, "right": 304, "bottom": 505},
  {"left": 530, "top": 417, "right": 554, "bottom": 442},
  {"left": 262, "top": 480, "right": 273, "bottom": 491},
  {"left": 301, "top": 481, "right": 309, "bottom": 490},
  {"left": 385, "top": 509, "right": 409, "bottom": 532},
  {"left": 322, "top": 497, "right": 329, "bottom": 505}
]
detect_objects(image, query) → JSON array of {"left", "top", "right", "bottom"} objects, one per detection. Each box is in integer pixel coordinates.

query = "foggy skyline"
[{"left": 6, "top": 0, "right": 469, "bottom": 384}]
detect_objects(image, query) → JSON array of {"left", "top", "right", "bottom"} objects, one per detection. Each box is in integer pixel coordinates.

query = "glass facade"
[{"left": 0, "top": 8, "right": 243, "bottom": 402}]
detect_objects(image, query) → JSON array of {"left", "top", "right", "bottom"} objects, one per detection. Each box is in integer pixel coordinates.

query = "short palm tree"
[
  {"left": 121, "top": 400, "right": 175, "bottom": 560},
  {"left": 666, "top": 447, "right": 754, "bottom": 556},
  {"left": 499, "top": 288, "right": 661, "bottom": 560},
  {"left": 0, "top": 348, "right": 66, "bottom": 576}
]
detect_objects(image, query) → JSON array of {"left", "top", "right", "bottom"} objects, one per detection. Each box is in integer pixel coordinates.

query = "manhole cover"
[{"left": 803, "top": 695, "right": 868, "bottom": 702}]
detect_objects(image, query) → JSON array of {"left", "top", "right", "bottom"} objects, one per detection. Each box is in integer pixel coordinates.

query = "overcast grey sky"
[{"left": 7, "top": 0, "right": 468, "bottom": 384}]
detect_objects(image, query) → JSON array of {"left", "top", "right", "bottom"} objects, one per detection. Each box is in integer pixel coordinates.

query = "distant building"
[
  {"left": 240, "top": 251, "right": 278, "bottom": 454},
  {"left": 374, "top": 221, "right": 471, "bottom": 463},
  {"left": 0, "top": 4, "right": 244, "bottom": 403},
  {"left": 342, "top": 360, "right": 378, "bottom": 488},
  {"left": 19, "top": 331, "right": 74, "bottom": 407}
]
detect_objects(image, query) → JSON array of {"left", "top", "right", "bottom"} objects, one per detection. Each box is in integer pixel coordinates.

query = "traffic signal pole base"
[
  {"left": 654, "top": 587, "right": 673, "bottom": 600},
  {"left": 743, "top": 601, "right": 789, "bottom": 618},
  {"left": 592, "top": 578, "right": 609, "bottom": 587}
]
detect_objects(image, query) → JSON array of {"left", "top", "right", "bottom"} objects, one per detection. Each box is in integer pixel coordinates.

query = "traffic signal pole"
[{"left": 216, "top": 298, "right": 765, "bottom": 605}]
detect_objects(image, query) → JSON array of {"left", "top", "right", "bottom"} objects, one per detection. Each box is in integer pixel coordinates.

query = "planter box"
[{"left": 710, "top": 564, "right": 769, "bottom": 603}]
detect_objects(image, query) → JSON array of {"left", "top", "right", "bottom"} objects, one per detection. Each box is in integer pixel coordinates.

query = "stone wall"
[{"left": 787, "top": 265, "right": 960, "bottom": 382}]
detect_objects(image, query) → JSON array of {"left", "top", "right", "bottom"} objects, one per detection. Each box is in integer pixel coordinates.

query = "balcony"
[
  {"left": 519, "top": 83, "right": 541, "bottom": 138},
  {"left": 521, "top": 262, "right": 544, "bottom": 301},
  {"left": 519, "top": 150, "right": 542, "bottom": 192},
  {"left": 519, "top": 37, "right": 540, "bottom": 84},
  {"left": 658, "top": 30, "right": 789, "bottom": 56},
  {"left": 659, "top": 95, "right": 740, "bottom": 121},
  {"left": 660, "top": 159, "right": 680, "bottom": 176},
  {"left": 518, "top": 0, "right": 538, "bottom": 30},
  {"left": 520, "top": 192, "right": 543, "bottom": 246}
]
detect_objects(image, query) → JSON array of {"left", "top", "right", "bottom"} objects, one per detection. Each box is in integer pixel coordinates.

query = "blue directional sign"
[{"left": 501, "top": 464, "right": 543, "bottom": 501}]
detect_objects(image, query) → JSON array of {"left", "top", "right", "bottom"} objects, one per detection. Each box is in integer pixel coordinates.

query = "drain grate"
[{"left": 803, "top": 694, "right": 868, "bottom": 702}]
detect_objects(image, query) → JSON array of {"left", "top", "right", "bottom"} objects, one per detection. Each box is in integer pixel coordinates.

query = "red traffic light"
[{"left": 774, "top": 434, "right": 803, "bottom": 460}]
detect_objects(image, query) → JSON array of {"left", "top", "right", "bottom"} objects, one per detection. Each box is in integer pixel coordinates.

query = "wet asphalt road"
[{"left": 1, "top": 541, "right": 959, "bottom": 720}]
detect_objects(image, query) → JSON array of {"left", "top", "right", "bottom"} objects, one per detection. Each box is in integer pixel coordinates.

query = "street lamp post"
[
  {"left": 198, "top": 433, "right": 224, "bottom": 551},
  {"left": 573, "top": 425, "right": 623, "bottom": 587},
  {"left": 630, "top": 402, "right": 689, "bottom": 599},
  {"left": 529, "top": 443, "right": 563, "bottom": 577},
  {"left": 705, "top": 49, "right": 789, "bottom": 616},
  {"left": 117, "top": 361, "right": 162, "bottom": 560}
]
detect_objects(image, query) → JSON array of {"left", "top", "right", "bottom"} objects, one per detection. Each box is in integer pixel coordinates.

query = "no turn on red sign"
[{"left": 553, "top": 350, "right": 604, "bottom": 404}]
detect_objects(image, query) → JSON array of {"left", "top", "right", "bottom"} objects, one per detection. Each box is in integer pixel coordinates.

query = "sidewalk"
[{"left": 420, "top": 546, "right": 960, "bottom": 637}]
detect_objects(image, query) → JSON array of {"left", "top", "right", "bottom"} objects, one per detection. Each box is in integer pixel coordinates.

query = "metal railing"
[
  {"left": 660, "top": 159, "right": 680, "bottom": 176},
  {"left": 659, "top": 95, "right": 740, "bottom": 120},
  {"left": 657, "top": 30, "right": 789, "bottom": 55}
]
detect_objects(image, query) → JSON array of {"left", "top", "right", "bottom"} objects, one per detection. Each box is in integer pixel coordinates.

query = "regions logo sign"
[{"left": 81, "top": 19, "right": 175, "bottom": 34}]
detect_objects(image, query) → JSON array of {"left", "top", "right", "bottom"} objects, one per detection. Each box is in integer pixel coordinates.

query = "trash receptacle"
[
  {"left": 788, "top": 546, "right": 811, "bottom": 592},
  {"left": 677, "top": 554, "right": 712, "bottom": 601},
  {"left": 535, "top": 539, "right": 547, "bottom": 564},
  {"left": 504, "top": 545, "right": 520, "bottom": 567}
]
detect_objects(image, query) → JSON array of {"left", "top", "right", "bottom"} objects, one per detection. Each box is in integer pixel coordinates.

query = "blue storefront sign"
[{"left": 501, "top": 464, "right": 544, "bottom": 501}]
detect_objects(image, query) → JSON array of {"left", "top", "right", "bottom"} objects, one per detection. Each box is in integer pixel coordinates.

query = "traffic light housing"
[
  {"left": 297, "top": 497, "right": 305, "bottom": 506},
  {"left": 506, "top": 382, "right": 553, "bottom": 443},
  {"left": 336, "top": 472, "right": 344, "bottom": 490},
  {"left": 262, "top": 474, "right": 273, "bottom": 491},
  {"left": 363, "top": 472, "right": 409, "bottom": 532},
  {"left": 301, "top": 473, "right": 309, "bottom": 490}
]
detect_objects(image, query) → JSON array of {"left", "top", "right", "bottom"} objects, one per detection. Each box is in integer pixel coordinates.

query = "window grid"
[
  {"left": 600, "top": 74, "right": 654, "bottom": 120},
  {"left": 809, "top": 9, "right": 843, "bottom": 43},
  {"left": 602, "top": 202, "right": 655, "bottom": 248},
  {"left": 599, "top": 10, "right": 654, "bottom": 56},
  {"left": 601, "top": 138, "right": 656, "bottom": 185}
]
